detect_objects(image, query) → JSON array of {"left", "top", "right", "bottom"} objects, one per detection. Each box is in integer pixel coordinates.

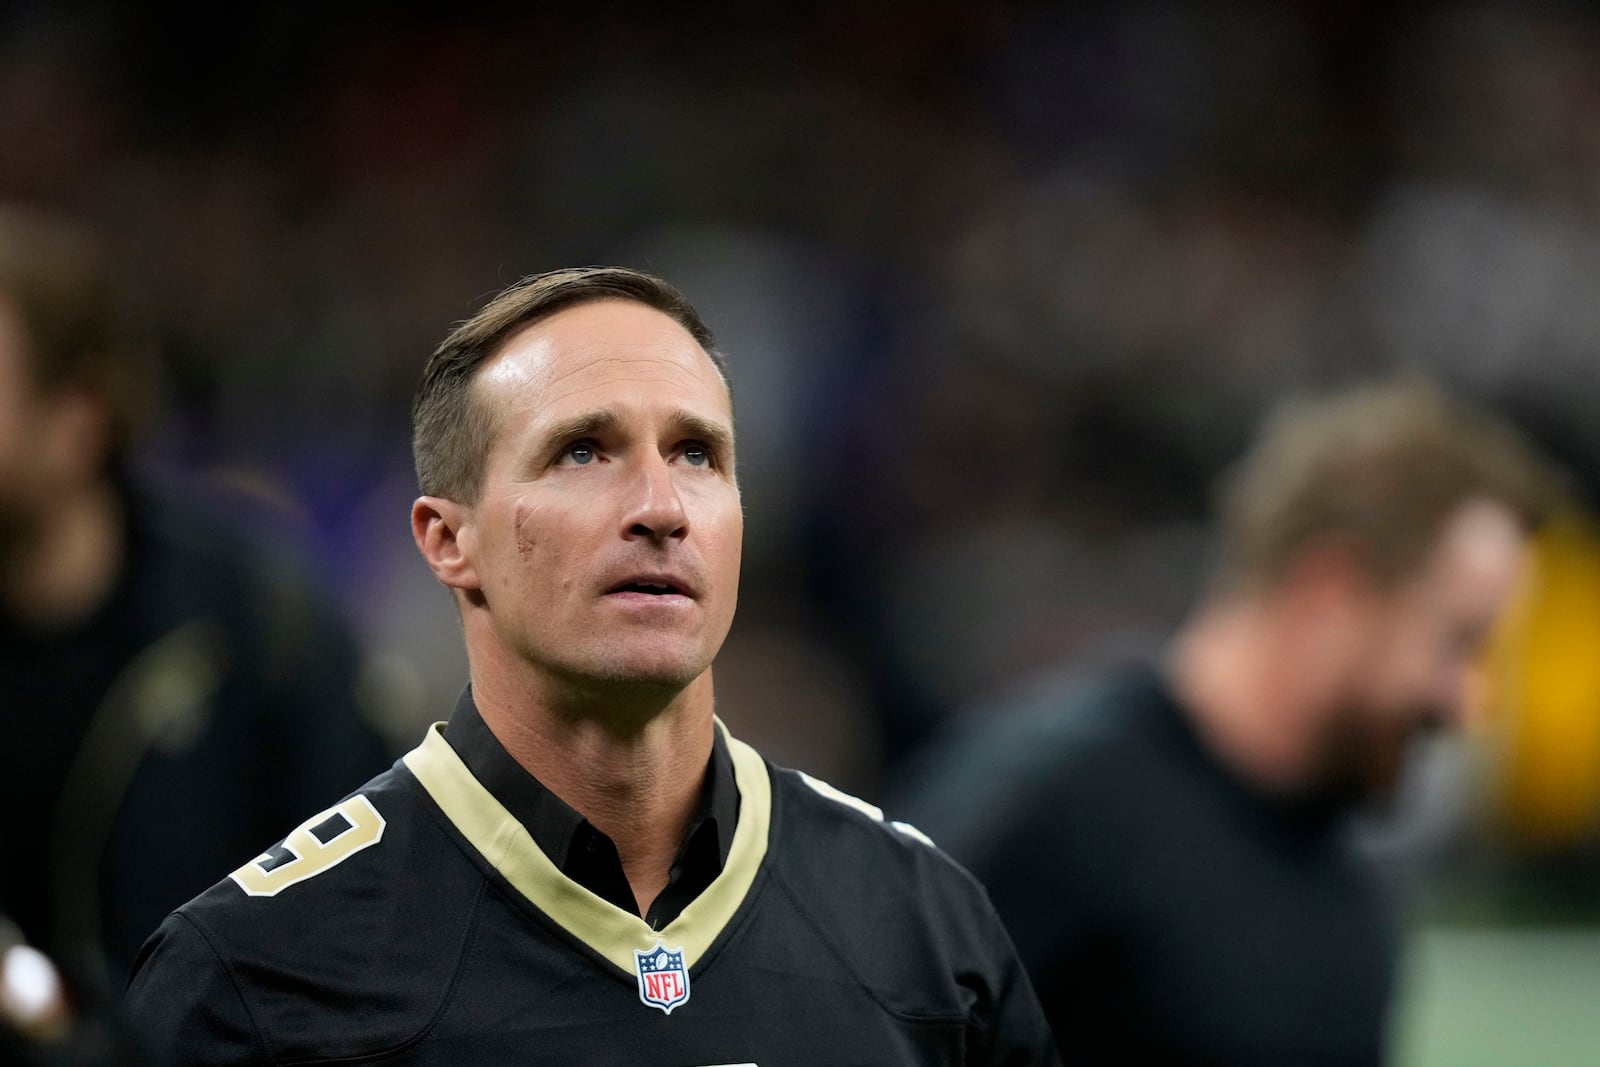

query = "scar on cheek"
[{"left": 513, "top": 504, "right": 537, "bottom": 558}]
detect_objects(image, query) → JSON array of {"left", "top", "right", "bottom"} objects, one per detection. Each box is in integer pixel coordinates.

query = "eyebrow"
[
  {"left": 538, "top": 409, "right": 622, "bottom": 450},
  {"left": 536, "top": 408, "right": 736, "bottom": 457},
  {"left": 669, "top": 408, "right": 737, "bottom": 457}
]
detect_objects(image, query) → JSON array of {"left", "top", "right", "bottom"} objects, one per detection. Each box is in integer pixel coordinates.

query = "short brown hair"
[
  {"left": 1215, "top": 376, "right": 1566, "bottom": 589},
  {"left": 0, "top": 203, "right": 148, "bottom": 460},
  {"left": 412, "top": 266, "right": 724, "bottom": 503}
]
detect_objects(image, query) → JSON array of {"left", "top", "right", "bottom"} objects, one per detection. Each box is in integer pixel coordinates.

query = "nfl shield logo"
[{"left": 634, "top": 942, "right": 691, "bottom": 1014}]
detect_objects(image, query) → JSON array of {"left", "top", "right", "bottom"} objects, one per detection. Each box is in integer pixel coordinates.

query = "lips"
[{"left": 604, "top": 572, "right": 696, "bottom": 598}]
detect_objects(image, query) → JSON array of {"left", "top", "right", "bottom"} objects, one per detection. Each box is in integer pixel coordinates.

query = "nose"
[{"left": 621, "top": 455, "right": 689, "bottom": 544}]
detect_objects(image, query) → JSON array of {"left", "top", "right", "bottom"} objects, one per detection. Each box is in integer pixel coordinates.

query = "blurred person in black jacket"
[
  {"left": 893, "top": 378, "right": 1564, "bottom": 1066},
  {"left": 0, "top": 203, "right": 392, "bottom": 992}
]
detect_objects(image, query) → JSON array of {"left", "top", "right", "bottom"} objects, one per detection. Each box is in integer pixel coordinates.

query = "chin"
[
  {"left": 586, "top": 646, "right": 712, "bottom": 693},
  {"left": 1323, "top": 711, "right": 1413, "bottom": 804},
  {"left": 1352, "top": 731, "right": 1421, "bottom": 802}
]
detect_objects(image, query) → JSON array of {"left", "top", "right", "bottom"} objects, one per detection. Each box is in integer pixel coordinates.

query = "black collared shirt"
[{"left": 442, "top": 688, "right": 739, "bottom": 930}]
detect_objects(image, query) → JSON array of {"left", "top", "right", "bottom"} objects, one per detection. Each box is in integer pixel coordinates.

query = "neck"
[
  {"left": 1166, "top": 593, "right": 1336, "bottom": 795},
  {"left": 0, "top": 480, "right": 123, "bottom": 628},
  {"left": 470, "top": 657, "right": 717, "bottom": 917}
]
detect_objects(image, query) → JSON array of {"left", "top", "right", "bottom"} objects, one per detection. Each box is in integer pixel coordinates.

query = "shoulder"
[
  {"left": 124, "top": 474, "right": 355, "bottom": 647},
  {"left": 120, "top": 475, "right": 379, "bottom": 742},
  {"left": 758, "top": 758, "right": 1060, "bottom": 1060},
  {"left": 881, "top": 662, "right": 1213, "bottom": 939},
  {"left": 892, "top": 665, "right": 1171, "bottom": 829},
  {"left": 172, "top": 762, "right": 453, "bottom": 946},
  {"left": 128, "top": 473, "right": 309, "bottom": 587},
  {"left": 126, "top": 761, "right": 482, "bottom": 1062},
  {"left": 768, "top": 762, "right": 970, "bottom": 899},
  {"left": 770, "top": 763, "right": 946, "bottom": 870},
  {"left": 763, "top": 762, "right": 1020, "bottom": 999}
]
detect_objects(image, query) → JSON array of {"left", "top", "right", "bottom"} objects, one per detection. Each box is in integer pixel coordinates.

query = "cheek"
[
  {"left": 680, "top": 479, "right": 741, "bottom": 536},
  {"left": 512, "top": 503, "right": 539, "bottom": 560},
  {"left": 1373, "top": 631, "right": 1454, "bottom": 710},
  {"left": 508, "top": 501, "right": 590, "bottom": 560},
  {"left": 1351, "top": 620, "right": 1424, "bottom": 707},
  {"left": 706, "top": 498, "right": 744, "bottom": 573},
  {"left": 504, "top": 498, "right": 610, "bottom": 592}
]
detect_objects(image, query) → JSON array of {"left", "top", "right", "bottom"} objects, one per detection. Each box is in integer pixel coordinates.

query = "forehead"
[
  {"left": 1429, "top": 498, "right": 1526, "bottom": 576},
  {"left": 1411, "top": 497, "right": 1529, "bottom": 609},
  {"left": 474, "top": 299, "right": 730, "bottom": 425}
]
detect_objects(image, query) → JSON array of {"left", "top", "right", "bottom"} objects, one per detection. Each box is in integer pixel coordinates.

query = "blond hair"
[{"left": 1215, "top": 377, "right": 1564, "bottom": 589}]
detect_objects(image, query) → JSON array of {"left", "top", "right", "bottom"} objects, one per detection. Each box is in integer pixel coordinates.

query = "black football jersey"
[{"left": 125, "top": 723, "right": 1058, "bottom": 1066}]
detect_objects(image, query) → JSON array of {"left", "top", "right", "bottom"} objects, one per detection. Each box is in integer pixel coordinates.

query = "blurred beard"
[{"left": 1318, "top": 700, "right": 1447, "bottom": 808}]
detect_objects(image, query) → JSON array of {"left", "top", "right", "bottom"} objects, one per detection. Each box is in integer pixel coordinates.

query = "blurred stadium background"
[{"left": 5, "top": 3, "right": 1600, "bottom": 1061}]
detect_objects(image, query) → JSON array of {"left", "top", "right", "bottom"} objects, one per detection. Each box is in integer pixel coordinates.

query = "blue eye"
[
  {"left": 563, "top": 442, "right": 597, "bottom": 465},
  {"left": 682, "top": 445, "right": 711, "bottom": 468}
]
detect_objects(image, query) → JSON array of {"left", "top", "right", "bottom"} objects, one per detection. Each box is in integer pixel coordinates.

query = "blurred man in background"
[
  {"left": 0, "top": 204, "right": 391, "bottom": 993},
  {"left": 894, "top": 378, "right": 1564, "bottom": 1066}
]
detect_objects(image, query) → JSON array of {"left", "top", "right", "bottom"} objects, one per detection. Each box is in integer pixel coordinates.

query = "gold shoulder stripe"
[
  {"left": 797, "top": 770, "right": 884, "bottom": 820},
  {"left": 402, "top": 719, "right": 771, "bottom": 976},
  {"left": 797, "top": 771, "right": 937, "bottom": 847}
]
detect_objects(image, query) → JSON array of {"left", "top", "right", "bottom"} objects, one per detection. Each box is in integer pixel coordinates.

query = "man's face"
[
  {"left": 1331, "top": 498, "right": 1530, "bottom": 795},
  {"left": 452, "top": 299, "right": 742, "bottom": 694}
]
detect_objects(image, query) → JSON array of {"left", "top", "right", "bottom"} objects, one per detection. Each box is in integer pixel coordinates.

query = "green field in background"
[{"left": 1392, "top": 927, "right": 1600, "bottom": 1066}]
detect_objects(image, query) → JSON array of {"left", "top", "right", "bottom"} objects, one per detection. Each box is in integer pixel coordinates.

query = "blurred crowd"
[{"left": 5, "top": 0, "right": 1600, "bottom": 919}]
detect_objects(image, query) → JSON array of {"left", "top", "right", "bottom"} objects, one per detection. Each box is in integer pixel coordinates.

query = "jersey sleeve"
[
  {"left": 124, "top": 911, "right": 269, "bottom": 1066},
  {"left": 961, "top": 885, "right": 1064, "bottom": 1066}
]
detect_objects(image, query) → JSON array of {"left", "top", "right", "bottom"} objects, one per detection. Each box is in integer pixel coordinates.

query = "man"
[
  {"left": 126, "top": 267, "right": 1059, "bottom": 1065},
  {"left": 0, "top": 204, "right": 391, "bottom": 988},
  {"left": 893, "top": 378, "right": 1562, "bottom": 1066}
]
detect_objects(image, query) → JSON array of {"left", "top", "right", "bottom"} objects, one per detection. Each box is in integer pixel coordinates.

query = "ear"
[
  {"left": 412, "top": 496, "right": 481, "bottom": 592},
  {"left": 1285, "top": 534, "right": 1379, "bottom": 610}
]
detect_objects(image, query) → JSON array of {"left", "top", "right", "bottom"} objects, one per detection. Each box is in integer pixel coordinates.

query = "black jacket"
[{"left": 0, "top": 475, "right": 392, "bottom": 985}]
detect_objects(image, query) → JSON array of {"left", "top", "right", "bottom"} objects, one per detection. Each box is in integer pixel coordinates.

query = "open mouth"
[{"left": 609, "top": 580, "right": 688, "bottom": 597}]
